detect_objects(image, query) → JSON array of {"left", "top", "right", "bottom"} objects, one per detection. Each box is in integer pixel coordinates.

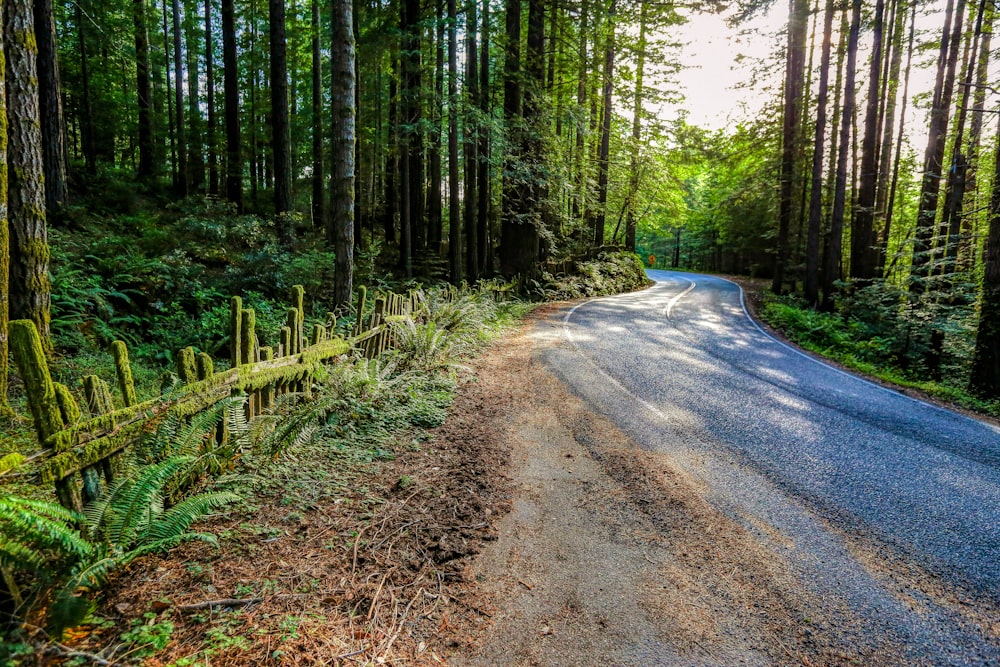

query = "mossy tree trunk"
[
  {"left": 5, "top": 0, "right": 53, "bottom": 354},
  {"left": 0, "top": 15, "right": 8, "bottom": 411},
  {"left": 134, "top": 0, "right": 156, "bottom": 180}
]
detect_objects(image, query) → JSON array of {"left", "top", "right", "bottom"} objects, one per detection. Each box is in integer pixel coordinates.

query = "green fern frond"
[
  {"left": 98, "top": 457, "right": 195, "bottom": 548},
  {"left": 0, "top": 497, "right": 91, "bottom": 562},
  {"left": 0, "top": 539, "right": 46, "bottom": 573},
  {"left": 144, "top": 491, "right": 239, "bottom": 544}
]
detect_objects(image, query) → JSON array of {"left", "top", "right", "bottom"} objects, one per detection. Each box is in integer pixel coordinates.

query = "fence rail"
[{"left": 7, "top": 284, "right": 421, "bottom": 511}]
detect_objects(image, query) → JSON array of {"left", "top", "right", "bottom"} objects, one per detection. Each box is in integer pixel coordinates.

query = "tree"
[
  {"left": 464, "top": 0, "right": 479, "bottom": 282},
  {"left": 221, "top": 0, "right": 242, "bottom": 210},
  {"left": 330, "top": 0, "right": 355, "bottom": 310},
  {"left": 205, "top": 0, "right": 218, "bottom": 195},
  {"left": 804, "top": 0, "right": 836, "bottom": 305},
  {"left": 970, "top": 115, "right": 1000, "bottom": 397},
  {"left": 134, "top": 0, "right": 156, "bottom": 179},
  {"left": 593, "top": 0, "right": 616, "bottom": 248},
  {"left": 271, "top": 0, "right": 293, "bottom": 218},
  {"left": 448, "top": 0, "right": 460, "bottom": 283},
  {"left": 0, "top": 9, "right": 7, "bottom": 409},
  {"left": 773, "top": 0, "right": 809, "bottom": 294},
  {"left": 35, "top": 0, "right": 68, "bottom": 212},
  {"left": 172, "top": 0, "right": 188, "bottom": 194},
  {"left": 5, "top": 0, "right": 52, "bottom": 351},
  {"left": 311, "top": 0, "right": 325, "bottom": 227}
]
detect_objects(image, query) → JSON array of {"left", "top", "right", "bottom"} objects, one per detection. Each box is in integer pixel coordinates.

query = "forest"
[
  {"left": 0, "top": 0, "right": 996, "bottom": 406},
  {"left": 1, "top": 0, "right": 1000, "bottom": 656}
]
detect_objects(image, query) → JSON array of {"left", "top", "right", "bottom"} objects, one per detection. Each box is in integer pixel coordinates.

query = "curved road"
[{"left": 542, "top": 269, "right": 1000, "bottom": 665}]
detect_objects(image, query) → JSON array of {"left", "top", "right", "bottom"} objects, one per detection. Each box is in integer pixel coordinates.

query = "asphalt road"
[{"left": 540, "top": 269, "right": 1000, "bottom": 665}]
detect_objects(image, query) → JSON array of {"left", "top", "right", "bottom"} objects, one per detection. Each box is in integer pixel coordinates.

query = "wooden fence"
[{"left": 7, "top": 285, "right": 419, "bottom": 511}]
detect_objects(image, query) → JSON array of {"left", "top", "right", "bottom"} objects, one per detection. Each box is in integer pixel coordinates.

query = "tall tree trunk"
[
  {"left": 448, "top": 0, "right": 460, "bottom": 283},
  {"left": 593, "top": 0, "right": 616, "bottom": 248},
  {"left": 625, "top": 1, "right": 647, "bottom": 253},
  {"left": 35, "top": 0, "right": 68, "bottom": 209},
  {"left": 822, "top": 0, "right": 860, "bottom": 310},
  {"left": 478, "top": 0, "right": 491, "bottom": 274},
  {"left": 773, "top": 0, "right": 809, "bottom": 293},
  {"left": 959, "top": 4, "right": 992, "bottom": 270},
  {"left": 6, "top": 0, "right": 52, "bottom": 350},
  {"left": 221, "top": 0, "right": 242, "bottom": 210},
  {"left": 330, "top": 0, "right": 355, "bottom": 310},
  {"left": 271, "top": 0, "right": 293, "bottom": 218},
  {"left": 134, "top": 0, "right": 155, "bottom": 179},
  {"left": 804, "top": 0, "right": 835, "bottom": 305},
  {"left": 880, "top": 1, "right": 916, "bottom": 277},
  {"left": 428, "top": 0, "right": 444, "bottom": 252},
  {"left": 943, "top": 0, "right": 988, "bottom": 275},
  {"left": 162, "top": 0, "right": 177, "bottom": 186},
  {"left": 971, "top": 114, "right": 1000, "bottom": 397},
  {"left": 873, "top": 0, "right": 906, "bottom": 271},
  {"left": 172, "top": 0, "right": 188, "bottom": 194},
  {"left": 77, "top": 1, "right": 96, "bottom": 175},
  {"left": 311, "top": 0, "right": 325, "bottom": 227},
  {"left": 0, "top": 15, "right": 8, "bottom": 408},
  {"left": 186, "top": 0, "right": 204, "bottom": 191},
  {"left": 910, "top": 0, "right": 966, "bottom": 291},
  {"left": 464, "top": 0, "right": 479, "bottom": 282},
  {"left": 205, "top": 0, "right": 218, "bottom": 195},
  {"left": 850, "top": 0, "right": 885, "bottom": 281},
  {"left": 573, "top": 0, "right": 588, "bottom": 222}
]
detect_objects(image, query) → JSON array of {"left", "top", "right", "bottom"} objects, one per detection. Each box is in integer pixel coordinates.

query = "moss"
[
  {"left": 230, "top": 296, "right": 243, "bottom": 367},
  {"left": 240, "top": 309, "right": 256, "bottom": 366},
  {"left": 280, "top": 326, "right": 292, "bottom": 357},
  {"left": 111, "top": 340, "right": 138, "bottom": 407},
  {"left": 176, "top": 346, "right": 198, "bottom": 384},
  {"left": 82, "top": 375, "right": 114, "bottom": 419},
  {"left": 9, "top": 319, "right": 63, "bottom": 442},
  {"left": 196, "top": 353, "right": 214, "bottom": 380},
  {"left": 54, "top": 382, "right": 82, "bottom": 426},
  {"left": 286, "top": 308, "right": 300, "bottom": 354},
  {"left": 311, "top": 324, "right": 325, "bottom": 346},
  {"left": 0, "top": 453, "right": 25, "bottom": 475}
]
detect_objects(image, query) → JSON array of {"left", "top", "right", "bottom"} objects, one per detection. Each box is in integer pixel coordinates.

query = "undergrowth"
[{"left": 758, "top": 292, "right": 1000, "bottom": 418}]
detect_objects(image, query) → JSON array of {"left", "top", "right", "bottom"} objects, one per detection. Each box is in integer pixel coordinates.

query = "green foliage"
[
  {"left": 531, "top": 251, "right": 652, "bottom": 300},
  {"left": 119, "top": 612, "right": 175, "bottom": 658}
]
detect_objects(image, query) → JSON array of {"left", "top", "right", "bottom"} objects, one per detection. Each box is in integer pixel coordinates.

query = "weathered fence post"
[
  {"left": 230, "top": 296, "right": 243, "bottom": 369},
  {"left": 83, "top": 375, "right": 117, "bottom": 485},
  {"left": 176, "top": 346, "right": 198, "bottom": 384},
  {"left": 241, "top": 308, "right": 257, "bottom": 417},
  {"left": 10, "top": 321, "right": 83, "bottom": 511},
  {"left": 110, "top": 341, "right": 138, "bottom": 408},
  {"left": 352, "top": 285, "right": 368, "bottom": 338}
]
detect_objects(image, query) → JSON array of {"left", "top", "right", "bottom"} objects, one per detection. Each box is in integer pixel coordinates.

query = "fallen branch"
[{"left": 175, "top": 593, "right": 311, "bottom": 612}]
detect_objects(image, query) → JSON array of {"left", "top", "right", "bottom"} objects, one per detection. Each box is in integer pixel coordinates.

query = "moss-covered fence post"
[
  {"left": 10, "top": 320, "right": 83, "bottom": 511},
  {"left": 352, "top": 285, "right": 367, "bottom": 338},
  {"left": 230, "top": 296, "right": 242, "bottom": 369},
  {"left": 83, "top": 374, "right": 116, "bottom": 484},
  {"left": 110, "top": 340, "right": 138, "bottom": 408},
  {"left": 293, "top": 284, "right": 305, "bottom": 355},
  {"left": 260, "top": 347, "right": 274, "bottom": 411},
  {"left": 240, "top": 308, "right": 257, "bottom": 417},
  {"left": 176, "top": 346, "right": 198, "bottom": 384}
]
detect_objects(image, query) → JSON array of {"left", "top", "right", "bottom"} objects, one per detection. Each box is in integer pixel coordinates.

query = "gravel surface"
[{"left": 529, "top": 270, "right": 999, "bottom": 665}]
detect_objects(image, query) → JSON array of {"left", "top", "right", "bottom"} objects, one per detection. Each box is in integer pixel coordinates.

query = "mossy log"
[{"left": 9, "top": 320, "right": 63, "bottom": 442}]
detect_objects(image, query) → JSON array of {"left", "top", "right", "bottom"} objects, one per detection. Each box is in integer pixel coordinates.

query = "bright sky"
[{"left": 671, "top": 6, "right": 788, "bottom": 131}]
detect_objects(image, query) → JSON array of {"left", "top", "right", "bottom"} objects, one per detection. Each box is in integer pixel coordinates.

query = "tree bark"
[
  {"left": 448, "top": 0, "right": 461, "bottom": 283},
  {"left": 271, "top": 0, "right": 293, "bottom": 218},
  {"left": 134, "top": 0, "right": 155, "bottom": 179},
  {"left": 773, "top": 0, "right": 809, "bottom": 293},
  {"left": 205, "top": 0, "right": 218, "bottom": 195},
  {"left": 428, "top": 0, "right": 444, "bottom": 253},
  {"left": 804, "top": 0, "right": 835, "bottom": 305},
  {"left": 464, "top": 0, "right": 479, "bottom": 282},
  {"left": 910, "top": 0, "right": 966, "bottom": 292},
  {"left": 970, "top": 113, "right": 1000, "bottom": 397},
  {"left": 478, "top": 0, "right": 491, "bottom": 274},
  {"left": 593, "top": 0, "right": 616, "bottom": 248},
  {"left": 35, "top": 0, "right": 68, "bottom": 209},
  {"left": 849, "top": 0, "right": 885, "bottom": 281},
  {"left": 221, "top": 0, "right": 242, "bottom": 210},
  {"left": 626, "top": 1, "right": 647, "bottom": 253},
  {"left": 77, "top": 1, "right": 96, "bottom": 175},
  {"left": 311, "top": 0, "right": 325, "bottom": 227},
  {"left": 5, "top": 0, "right": 52, "bottom": 351},
  {"left": 330, "top": 0, "right": 355, "bottom": 310},
  {"left": 172, "top": 0, "right": 188, "bottom": 195},
  {"left": 821, "top": 0, "right": 860, "bottom": 310},
  {"left": 0, "top": 15, "right": 8, "bottom": 407}
]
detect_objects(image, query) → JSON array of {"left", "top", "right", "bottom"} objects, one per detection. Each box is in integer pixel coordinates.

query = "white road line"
[{"left": 664, "top": 279, "right": 697, "bottom": 319}]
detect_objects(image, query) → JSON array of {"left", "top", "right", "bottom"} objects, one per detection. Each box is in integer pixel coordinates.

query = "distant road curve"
[{"left": 541, "top": 269, "right": 1000, "bottom": 665}]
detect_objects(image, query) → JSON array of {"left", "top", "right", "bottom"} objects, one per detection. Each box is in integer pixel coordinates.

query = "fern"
[{"left": 0, "top": 497, "right": 91, "bottom": 572}]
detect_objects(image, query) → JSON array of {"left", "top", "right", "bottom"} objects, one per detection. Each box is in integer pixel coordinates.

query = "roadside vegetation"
[
  {"left": 756, "top": 284, "right": 1000, "bottom": 419},
  {"left": 0, "top": 187, "right": 648, "bottom": 664}
]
